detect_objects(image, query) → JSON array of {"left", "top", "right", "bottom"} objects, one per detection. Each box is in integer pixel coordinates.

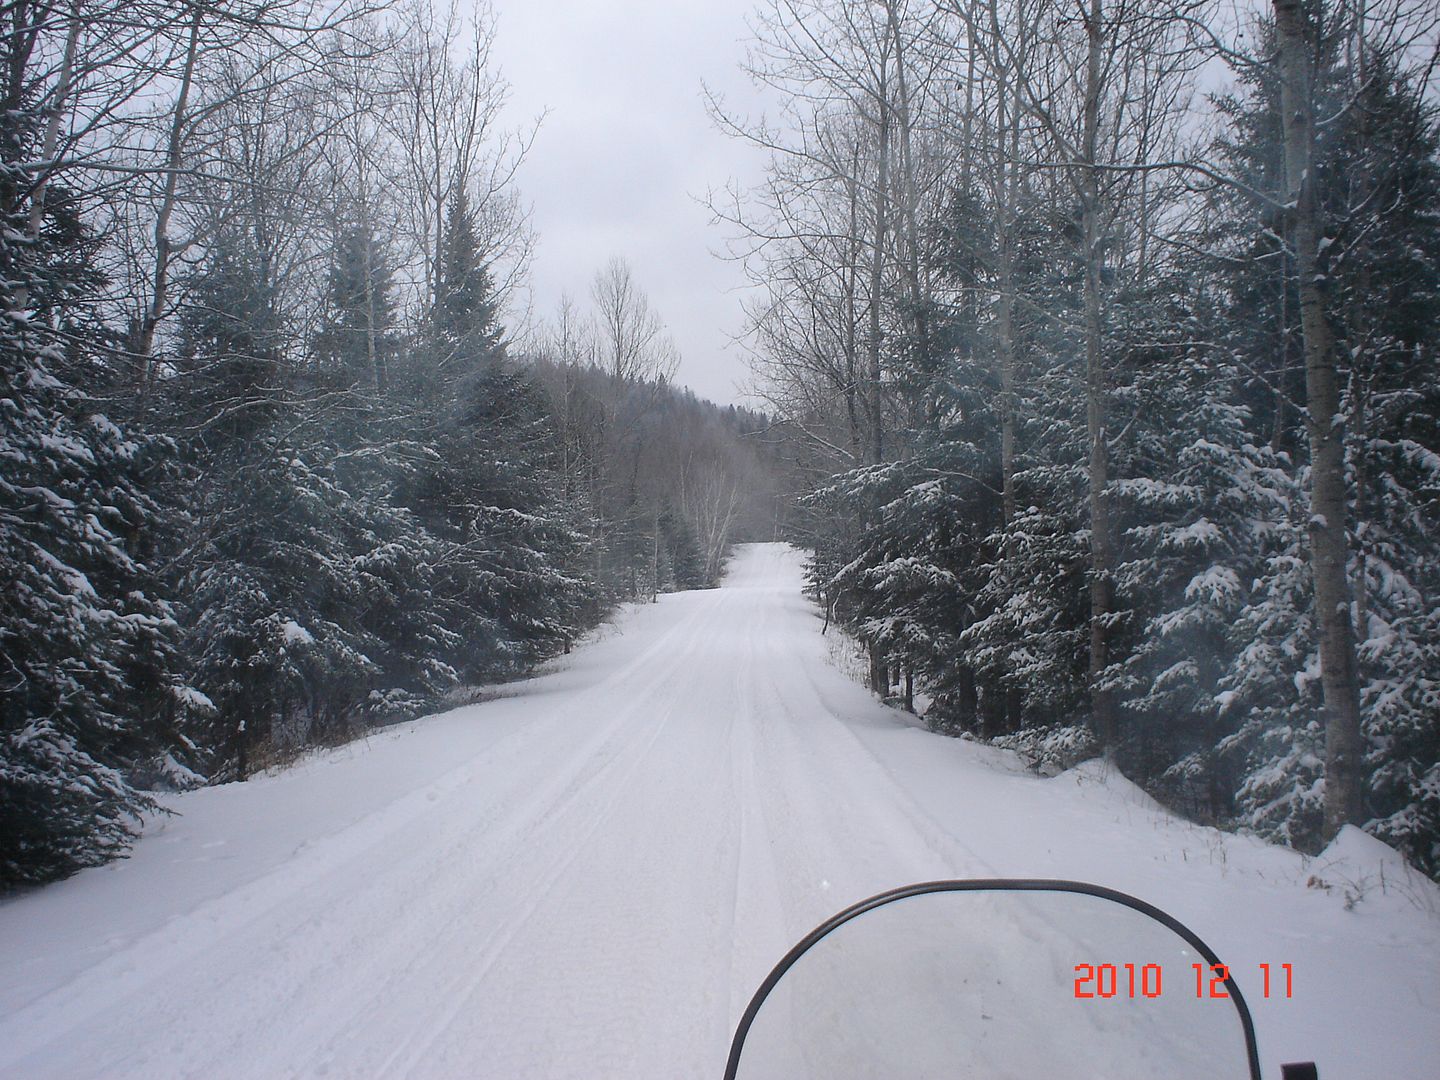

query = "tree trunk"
[
  {"left": 869, "top": 642, "right": 888, "bottom": 696},
  {"left": 956, "top": 663, "right": 979, "bottom": 732},
  {"left": 235, "top": 715, "right": 249, "bottom": 782},
  {"left": 651, "top": 509, "right": 660, "bottom": 602},
  {"left": 844, "top": 164, "right": 863, "bottom": 461},
  {"left": 865, "top": 60, "right": 891, "bottom": 466},
  {"left": 1081, "top": 0, "right": 1118, "bottom": 748},
  {"left": 997, "top": 77, "right": 1020, "bottom": 528},
  {"left": 888, "top": 0, "right": 931, "bottom": 421},
  {"left": 134, "top": 3, "right": 203, "bottom": 389},
  {"left": 26, "top": 0, "right": 80, "bottom": 243},
  {"left": 1274, "top": 0, "right": 1365, "bottom": 838},
  {"left": 360, "top": 199, "right": 386, "bottom": 392},
  {"left": 1005, "top": 685, "right": 1022, "bottom": 734},
  {"left": 980, "top": 683, "right": 1006, "bottom": 739}
]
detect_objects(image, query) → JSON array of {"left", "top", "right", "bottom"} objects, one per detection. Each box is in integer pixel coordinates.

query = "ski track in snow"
[{"left": 1, "top": 543, "right": 1436, "bottom": 1079}]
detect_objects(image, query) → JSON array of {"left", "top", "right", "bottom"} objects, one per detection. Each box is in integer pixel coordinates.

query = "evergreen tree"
[
  {"left": 433, "top": 189, "right": 504, "bottom": 368},
  {"left": 1331, "top": 61, "right": 1440, "bottom": 873},
  {"left": 657, "top": 503, "right": 706, "bottom": 591},
  {"left": 171, "top": 228, "right": 285, "bottom": 444},
  {"left": 1111, "top": 330, "right": 1302, "bottom": 822},
  {"left": 394, "top": 186, "right": 594, "bottom": 680},
  {"left": 0, "top": 122, "right": 181, "bottom": 884},
  {"left": 1209, "top": 23, "right": 1440, "bottom": 866},
  {"left": 315, "top": 216, "right": 397, "bottom": 391}
]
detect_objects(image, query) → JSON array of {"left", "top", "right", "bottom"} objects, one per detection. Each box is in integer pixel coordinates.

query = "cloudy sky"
[{"left": 488, "top": 0, "right": 774, "bottom": 406}]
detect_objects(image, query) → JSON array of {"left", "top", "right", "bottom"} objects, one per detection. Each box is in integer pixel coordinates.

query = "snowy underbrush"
[
  {"left": 821, "top": 620, "right": 874, "bottom": 687},
  {"left": 987, "top": 723, "right": 1100, "bottom": 777},
  {"left": 237, "top": 715, "right": 380, "bottom": 779},
  {"left": 819, "top": 618, "right": 1101, "bottom": 776},
  {"left": 1303, "top": 824, "right": 1440, "bottom": 914},
  {"left": 817, "top": 610, "right": 1440, "bottom": 897}
]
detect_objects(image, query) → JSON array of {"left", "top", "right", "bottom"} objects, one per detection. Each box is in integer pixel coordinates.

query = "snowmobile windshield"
[{"left": 725, "top": 880, "right": 1262, "bottom": 1080}]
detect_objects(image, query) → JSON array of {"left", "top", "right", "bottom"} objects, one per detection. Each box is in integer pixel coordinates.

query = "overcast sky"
[{"left": 488, "top": 0, "right": 772, "bottom": 406}]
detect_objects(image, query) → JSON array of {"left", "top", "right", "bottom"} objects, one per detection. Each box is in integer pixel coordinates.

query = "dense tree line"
[
  {"left": 720, "top": 0, "right": 1439, "bottom": 875},
  {"left": 529, "top": 354, "right": 781, "bottom": 597},
  {"left": 0, "top": 0, "right": 775, "bottom": 886}
]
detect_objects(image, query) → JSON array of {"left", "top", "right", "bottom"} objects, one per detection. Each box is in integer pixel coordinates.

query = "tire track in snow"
[
  {"left": 0, "top": 544, "right": 996, "bottom": 1079},
  {"left": 219, "top": 588, "right": 738, "bottom": 1078},
  {"left": 0, "top": 592, "right": 724, "bottom": 1076},
  {"left": 374, "top": 590, "right": 739, "bottom": 1079}
]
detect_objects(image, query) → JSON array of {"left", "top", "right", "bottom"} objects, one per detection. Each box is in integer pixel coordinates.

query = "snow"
[
  {"left": 152, "top": 752, "right": 208, "bottom": 791},
  {"left": 0, "top": 543, "right": 1436, "bottom": 1079},
  {"left": 279, "top": 618, "right": 315, "bottom": 645},
  {"left": 39, "top": 432, "right": 96, "bottom": 465},
  {"left": 1308, "top": 826, "right": 1426, "bottom": 903},
  {"left": 1184, "top": 563, "right": 1241, "bottom": 605},
  {"left": 170, "top": 685, "right": 215, "bottom": 712}
]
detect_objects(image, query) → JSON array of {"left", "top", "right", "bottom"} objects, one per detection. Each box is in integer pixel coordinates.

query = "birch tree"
[{"left": 589, "top": 256, "right": 679, "bottom": 383}]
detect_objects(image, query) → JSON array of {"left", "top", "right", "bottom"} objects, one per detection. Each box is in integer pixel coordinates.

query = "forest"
[
  {"left": 718, "top": 0, "right": 1440, "bottom": 878},
  {"left": 3, "top": 0, "right": 1438, "bottom": 892},
  {"left": 0, "top": 0, "right": 778, "bottom": 885}
]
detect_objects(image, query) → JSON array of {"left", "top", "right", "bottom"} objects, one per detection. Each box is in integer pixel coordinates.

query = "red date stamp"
[{"left": 1073, "top": 962, "right": 1293, "bottom": 999}]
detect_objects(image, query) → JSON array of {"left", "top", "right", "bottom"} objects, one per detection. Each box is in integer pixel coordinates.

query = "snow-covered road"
[{"left": 2, "top": 543, "right": 1437, "bottom": 1078}]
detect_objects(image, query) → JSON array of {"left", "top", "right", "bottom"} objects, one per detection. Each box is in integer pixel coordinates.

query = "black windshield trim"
[{"left": 723, "top": 878, "right": 1263, "bottom": 1080}]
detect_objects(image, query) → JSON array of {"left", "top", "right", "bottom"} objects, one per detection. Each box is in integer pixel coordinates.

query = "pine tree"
[
  {"left": 0, "top": 122, "right": 181, "bottom": 883},
  {"left": 392, "top": 187, "right": 594, "bottom": 681},
  {"left": 657, "top": 503, "right": 706, "bottom": 591},
  {"left": 1111, "top": 321, "right": 1301, "bottom": 822},
  {"left": 168, "top": 235, "right": 378, "bottom": 775},
  {"left": 433, "top": 189, "right": 504, "bottom": 369},
  {"left": 960, "top": 199, "right": 1094, "bottom": 736},
  {"left": 1209, "top": 20, "right": 1440, "bottom": 866},
  {"left": 171, "top": 228, "right": 285, "bottom": 444},
  {"left": 315, "top": 216, "right": 397, "bottom": 392},
  {"left": 1333, "top": 60, "right": 1440, "bottom": 874}
]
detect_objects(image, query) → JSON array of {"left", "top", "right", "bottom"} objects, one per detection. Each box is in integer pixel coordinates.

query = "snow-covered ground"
[{"left": 1, "top": 543, "right": 1435, "bottom": 1078}]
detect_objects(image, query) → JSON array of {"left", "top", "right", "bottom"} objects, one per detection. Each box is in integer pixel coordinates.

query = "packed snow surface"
[{"left": 1, "top": 544, "right": 1436, "bottom": 1078}]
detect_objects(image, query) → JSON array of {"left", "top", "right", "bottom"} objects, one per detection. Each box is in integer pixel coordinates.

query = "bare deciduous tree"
[{"left": 589, "top": 256, "right": 679, "bottom": 383}]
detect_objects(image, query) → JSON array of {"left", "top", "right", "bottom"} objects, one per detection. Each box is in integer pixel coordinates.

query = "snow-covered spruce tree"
[
  {"left": 811, "top": 285, "right": 998, "bottom": 719},
  {"left": 432, "top": 189, "right": 505, "bottom": 362},
  {"left": 958, "top": 198, "right": 1094, "bottom": 738},
  {"left": 166, "top": 232, "right": 380, "bottom": 776},
  {"left": 1207, "top": 27, "right": 1440, "bottom": 869},
  {"left": 1187, "top": 26, "right": 1330, "bottom": 852},
  {"left": 657, "top": 503, "right": 706, "bottom": 591},
  {"left": 309, "top": 210, "right": 467, "bottom": 723},
  {"left": 935, "top": 183, "right": 1086, "bottom": 736},
  {"left": 314, "top": 215, "right": 398, "bottom": 392},
  {"left": 1108, "top": 297, "right": 1302, "bottom": 822},
  {"left": 0, "top": 125, "right": 182, "bottom": 883},
  {"left": 449, "top": 357, "right": 594, "bottom": 668},
  {"left": 394, "top": 190, "right": 594, "bottom": 680},
  {"left": 332, "top": 481, "right": 464, "bottom": 724},
  {"left": 168, "top": 213, "right": 495, "bottom": 775},
  {"left": 178, "top": 447, "right": 423, "bottom": 776},
  {"left": 812, "top": 458, "right": 971, "bottom": 709},
  {"left": 962, "top": 494, "right": 1091, "bottom": 734},
  {"left": 1213, "top": 482, "right": 1327, "bottom": 852},
  {"left": 1334, "top": 61, "right": 1440, "bottom": 875}
]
